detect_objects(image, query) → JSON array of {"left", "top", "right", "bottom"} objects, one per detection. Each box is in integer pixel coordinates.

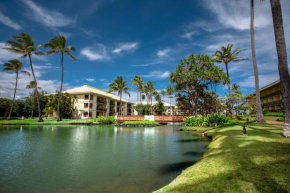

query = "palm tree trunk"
[
  {"left": 251, "top": 0, "right": 265, "bottom": 123},
  {"left": 225, "top": 63, "right": 231, "bottom": 96},
  {"left": 7, "top": 72, "right": 19, "bottom": 120},
  {"left": 57, "top": 53, "right": 64, "bottom": 121},
  {"left": 119, "top": 93, "right": 122, "bottom": 116},
  {"left": 270, "top": 0, "right": 290, "bottom": 137},
  {"left": 29, "top": 55, "right": 43, "bottom": 122}
]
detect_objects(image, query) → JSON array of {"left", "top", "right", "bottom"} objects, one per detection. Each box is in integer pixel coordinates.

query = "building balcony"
[{"left": 97, "top": 108, "right": 107, "bottom": 112}]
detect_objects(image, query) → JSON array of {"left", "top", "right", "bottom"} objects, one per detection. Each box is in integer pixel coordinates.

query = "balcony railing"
[
  {"left": 261, "top": 91, "right": 281, "bottom": 100},
  {"left": 97, "top": 108, "right": 107, "bottom": 111},
  {"left": 262, "top": 100, "right": 283, "bottom": 108}
]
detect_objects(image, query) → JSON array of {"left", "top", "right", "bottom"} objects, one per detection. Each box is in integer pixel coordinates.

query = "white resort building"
[
  {"left": 62, "top": 85, "right": 134, "bottom": 119},
  {"left": 134, "top": 101, "right": 178, "bottom": 115}
]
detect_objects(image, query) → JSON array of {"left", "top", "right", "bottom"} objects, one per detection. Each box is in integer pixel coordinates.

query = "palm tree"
[
  {"left": 4, "top": 33, "right": 45, "bottom": 122},
  {"left": 250, "top": 0, "right": 265, "bottom": 123},
  {"left": 212, "top": 44, "right": 246, "bottom": 96},
  {"left": 3, "top": 59, "right": 30, "bottom": 120},
  {"left": 161, "top": 90, "right": 166, "bottom": 101},
  {"left": 45, "top": 35, "right": 76, "bottom": 121},
  {"left": 166, "top": 85, "right": 175, "bottom": 115},
  {"left": 131, "top": 75, "right": 144, "bottom": 104},
  {"left": 269, "top": 0, "right": 290, "bottom": 137},
  {"left": 26, "top": 81, "right": 41, "bottom": 118},
  {"left": 108, "top": 76, "right": 132, "bottom": 116},
  {"left": 143, "top": 81, "right": 155, "bottom": 115}
]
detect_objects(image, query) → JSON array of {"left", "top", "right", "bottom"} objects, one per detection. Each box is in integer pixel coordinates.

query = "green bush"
[
  {"left": 122, "top": 120, "right": 159, "bottom": 125},
  {"left": 95, "top": 116, "right": 116, "bottom": 124},
  {"left": 184, "top": 114, "right": 229, "bottom": 127},
  {"left": 0, "top": 117, "right": 19, "bottom": 120},
  {"left": 265, "top": 112, "right": 284, "bottom": 117},
  {"left": 85, "top": 119, "right": 94, "bottom": 125}
]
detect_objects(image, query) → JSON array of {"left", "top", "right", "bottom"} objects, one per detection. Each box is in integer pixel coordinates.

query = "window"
[
  {"left": 89, "top": 112, "right": 92, "bottom": 117},
  {"left": 85, "top": 95, "right": 89, "bottom": 100},
  {"left": 89, "top": 103, "right": 93, "bottom": 108},
  {"left": 83, "top": 111, "right": 88, "bottom": 116},
  {"left": 90, "top": 95, "right": 93, "bottom": 100},
  {"left": 84, "top": 103, "right": 88, "bottom": 108}
]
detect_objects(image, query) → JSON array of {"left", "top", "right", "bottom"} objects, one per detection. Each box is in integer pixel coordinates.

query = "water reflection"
[{"left": 0, "top": 125, "right": 209, "bottom": 193}]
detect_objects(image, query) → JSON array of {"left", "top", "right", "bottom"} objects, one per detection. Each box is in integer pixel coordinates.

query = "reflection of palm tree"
[
  {"left": 45, "top": 35, "right": 76, "bottom": 121},
  {"left": 108, "top": 76, "right": 132, "bottom": 115},
  {"left": 250, "top": 0, "right": 265, "bottom": 123},
  {"left": 268, "top": 0, "right": 290, "bottom": 137},
  {"left": 3, "top": 59, "right": 30, "bottom": 120},
  {"left": 4, "top": 33, "right": 44, "bottom": 122},
  {"left": 26, "top": 81, "right": 41, "bottom": 118}
]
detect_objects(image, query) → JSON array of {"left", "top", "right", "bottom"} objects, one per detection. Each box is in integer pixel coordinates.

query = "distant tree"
[
  {"left": 2, "top": 59, "right": 30, "bottom": 120},
  {"left": 45, "top": 35, "right": 76, "bottom": 121},
  {"left": 134, "top": 103, "right": 144, "bottom": 115},
  {"left": 143, "top": 81, "right": 156, "bottom": 115},
  {"left": 4, "top": 33, "right": 45, "bottom": 122},
  {"left": 108, "top": 76, "right": 132, "bottom": 116},
  {"left": 153, "top": 101, "right": 166, "bottom": 115},
  {"left": 131, "top": 76, "right": 144, "bottom": 104},
  {"left": 26, "top": 81, "right": 41, "bottom": 118},
  {"left": 0, "top": 98, "right": 12, "bottom": 117}
]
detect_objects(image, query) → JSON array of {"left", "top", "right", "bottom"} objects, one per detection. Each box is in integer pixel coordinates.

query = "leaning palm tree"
[
  {"left": 45, "top": 35, "right": 76, "bottom": 121},
  {"left": 268, "top": 0, "right": 290, "bottom": 137},
  {"left": 131, "top": 75, "right": 143, "bottom": 104},
  {"left": 212, "top": 44, "right": 246, "bottom": 96},
  {"left": 3, "top": 59, "right": 30, "bottom": 120},
  {"left": 250, "top": 0, "right": 265, "bottom": 123},
  {"left": 108, "top": 76, "right": 132, "bottom": 116},
  {"left": 26, "top": 81, "right": 41, "bottom": 119},
  {"left": 4, "top": 33, "right": 44, "bottom": 122}
]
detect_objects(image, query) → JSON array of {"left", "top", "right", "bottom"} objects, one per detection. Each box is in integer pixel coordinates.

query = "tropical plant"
[
  {"left": 108, "top": 76, "right": 132, "bottom": 115},
  {"left": 268, "top": 0, "right": 290, "bottom": 137},
  {"left": 152, "top": 101, "right": 166, "bottom": 115},
  {"left": 143, "top": 81, "right": 156, "bottom": 115},
  {"left": 2, "top": 59, "right": 30, "bottom": 120},
  {"left": 250, "top": 0, "right": 265, "bottom": 123},
  {"left": 95, "top": 116, "right": 116, "bottom": 124},
  {"left": 161, "top": 90, "right": 166, "bottom": 101},
  {"left": 4, "top": 33, "right": 44, "bottom": 122},
  {"left": 26, "top": 81, "right": 41, "bottom": 118},
  {"left": 131, "top": 75, "right": 144, "bottom": 104},
  {"left": 134, "top": 103, "right": 144, "bottom": 115},
  {"left": 43, "top": 92, "right": 76, "bottom": 118},
  {"left": 184, "top": 114, "right": 228, "bottom": 127},
  {"left": 45, "top": 35, "right": 76, "bottom": 121},
  {"left": 0, "top": 98, "right": 12, "bottom": 117}
]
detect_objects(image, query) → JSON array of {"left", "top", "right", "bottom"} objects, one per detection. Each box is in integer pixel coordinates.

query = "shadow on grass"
[{"left": 183, "top": 151, "right": 204, "bottom": 157}]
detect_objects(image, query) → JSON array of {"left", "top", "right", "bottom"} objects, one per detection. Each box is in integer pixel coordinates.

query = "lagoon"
[{"left": 0, "top": 125, "right": 209, "bottom": 193}]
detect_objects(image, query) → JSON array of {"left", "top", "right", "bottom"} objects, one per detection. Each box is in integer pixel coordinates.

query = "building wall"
[
  {"left": 73, "top": 94, "right": 134, "bottom": 119},
  {"left": 260, "top": 83, "right": 282, "bottom": 111}
]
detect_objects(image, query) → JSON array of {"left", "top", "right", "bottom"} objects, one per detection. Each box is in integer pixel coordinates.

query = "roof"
[
  {"left": 252, "top": 79, "right": 280, "bottom": 95},
  {"left": 63, "top": 85, "right": 133, "bottom": 103},
  {"left": 135, "top": 101, "right": 176, "bottom": 107}
]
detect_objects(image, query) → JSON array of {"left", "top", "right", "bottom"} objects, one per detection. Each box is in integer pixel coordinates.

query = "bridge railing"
[{"left": 117, "top": 115, "right": 190, "bottom": 123}]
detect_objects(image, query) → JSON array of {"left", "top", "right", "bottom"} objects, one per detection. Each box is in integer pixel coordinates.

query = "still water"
[{"left": 0, "top": 125, "right": 209, "bottom": 193}]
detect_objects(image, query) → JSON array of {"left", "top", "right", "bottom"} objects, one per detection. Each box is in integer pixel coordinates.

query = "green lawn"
[
  {"left": 246, "top": 116, "right": 284, "bottom": 122},
  {"left": 155, "top": 123, "right": 290, "bottom": 193},
  {"left": 0, "top": 118, "right": 87, "bottom": 125}
]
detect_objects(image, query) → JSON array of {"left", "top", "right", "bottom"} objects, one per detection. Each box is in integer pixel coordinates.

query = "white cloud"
[
  {"left": 143, "top": 70, "right": 170, "bottom": 79},
  {"left": 157, "top": 49, "right": 171, "bottom": 57},
  {"left": 237, "top": 74, "right": 279, "bottom": 89},
  {"left": 202, "top": 0, "right": 271, "bottom": 30},
  {"left": 85, "top": 78, "right": 95, "bottom": 82},
  {"left": 21, "top": 0, "right": 74, "bottom": 28},
  {"left": 0, "top": 11, "right": 22, "bottom": 30},
  {"left": 0, "top": 42, "right": 22, "bottom": 62},
  {"left": 181, "top": 31, "right": 199, "bottom": 40},
  {"left": 112, "top": 42, "right": 139, "bottom": 54},
  {"left": 80, "top": 44, "right": 110, "bottom": 61}
]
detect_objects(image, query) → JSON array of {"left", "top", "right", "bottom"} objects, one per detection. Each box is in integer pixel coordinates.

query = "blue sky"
[{"left": 0, "top": 0, "right": 290, "bottom": 103}]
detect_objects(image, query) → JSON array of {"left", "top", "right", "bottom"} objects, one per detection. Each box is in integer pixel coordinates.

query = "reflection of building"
[
  {"left": 62, "top": 85, "right": 134, "bottom": 118},
  {"left": 257, "top": 80, "right": 283, "bottom": 111},
  {"left": 134, "top": 101, "right": 178, "bottom": 115}
]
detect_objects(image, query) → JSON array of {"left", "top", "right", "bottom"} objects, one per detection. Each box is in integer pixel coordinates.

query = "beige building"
[
  {"left": 62, "top": 85, "right": 134, "bottom": 119},
  {"left": 258, "top": 80, "right": 283, "bottom": 111}
]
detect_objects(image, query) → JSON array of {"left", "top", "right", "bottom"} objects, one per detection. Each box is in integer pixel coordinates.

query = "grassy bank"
[
  {"left": 0, "top": 118, "right": 87, "bottom": 125},
  {"left": 156, "top": 122, "right": 290, "bottom": 192}
]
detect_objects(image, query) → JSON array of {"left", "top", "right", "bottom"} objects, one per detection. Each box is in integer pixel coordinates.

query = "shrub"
[
  {"left": 85, "top": 119, "right": 94, "bottom": 125},
  {"left": 264, "top": 112, "right": 284, "bottom": 117},
  {"left": 95, "top": 116, "right": 116, "bottom": 124},
  {"left": 0, "top": 117, "right": 19, "bottom": 120},
  {"left": 236, "top": 115, "right": 242, "bottom": 120},
  {"left": 184, "top": 114, "right": 228, "bottom": 127},
  {"left": 122, "top": 120, "right": 159, "bottom": 125}
]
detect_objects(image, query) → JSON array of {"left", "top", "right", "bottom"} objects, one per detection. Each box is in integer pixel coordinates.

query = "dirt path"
[{"left": 266, "top": 120, "right": 284, "bottom": 126}]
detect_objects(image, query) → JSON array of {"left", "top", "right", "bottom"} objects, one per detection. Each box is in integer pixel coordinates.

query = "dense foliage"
[
  {"left": 184, "top": 114, "right": 229, "bottom": 127},
  {"left": 96, "top": 116, "right": 116, "bottom": 124}
]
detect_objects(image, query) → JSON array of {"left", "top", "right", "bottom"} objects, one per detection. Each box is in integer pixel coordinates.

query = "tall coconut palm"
[
  {"left": 212, "top": 44, "right": 247, "bottom": 96},
  {"left": 143, "top": 81, "right": 156, "bottom": 115},
  {"left": 108, "top": 76, "right": 132, "bottom": 116},
  {"left": 269, "top": 0, "right": 290, "bottom": 137},
  {"left": 166, "top": 85, "right": 175, "bottom": 115},
  {"left": 3, "top": 59, "right": 30, "bottom": 120},
  {"left": 161, "top": 90, "right": 166, "bottom": 101},
  {"left": 26, "top": 81, "right": 41, "bottom": 118},
  {"left": 131, "top": 75, "right": 143, "bottom": 104},
  {"left": 4, "top": 33, "right": 44, "bottom": 122},
  {"left": 250, "top": 0, "right": 265, "bottom": 123},
  {"left": 45, "top": 35, "right": 76, "bottom": 121}
]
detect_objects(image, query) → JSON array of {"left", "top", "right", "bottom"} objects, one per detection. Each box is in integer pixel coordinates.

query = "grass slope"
[
  {"left": 155, "top": 123, "right": 290, "bottom": 193},
  {"left": 0, "top": 118, "right": 87, "bottom": 125}
]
